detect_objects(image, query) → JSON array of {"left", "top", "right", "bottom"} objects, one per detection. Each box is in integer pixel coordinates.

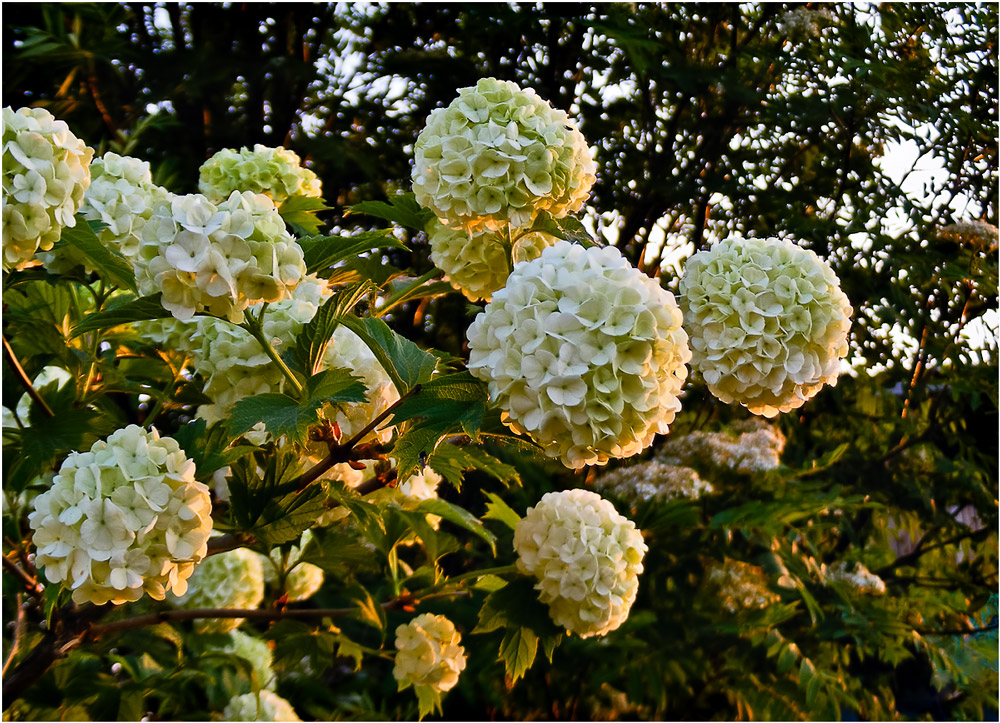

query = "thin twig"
[
  {"left": 2, "top": 555, "right": 44, "bottom": 600},
  {"left": 2, "top": 594, "right": 26, "bottom": 677},
  {"left": 2, "top": 335, "right": 54, "bottom": 418}
]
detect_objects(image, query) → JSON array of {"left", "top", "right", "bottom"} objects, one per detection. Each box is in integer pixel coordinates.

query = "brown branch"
[
  {"left": 206, "top": 532, "right": 257, "bottom": 557},
  {"left": 3, "top": 335, "right": 54, "bottom": 418},
  {"left": 2, "top": 555, "right": 44, "bottom": 600},
  {"left": 2, "top": 594, "right": 26, "bottom": 677}
]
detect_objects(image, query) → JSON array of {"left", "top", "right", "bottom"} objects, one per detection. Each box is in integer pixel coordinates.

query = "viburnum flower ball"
[
  {"left": 679, "top": 237, "right": 852, "bottom": 417},
  {"left": 467, "top": 240, "right": 691, "bottom": 468},
  {"left": 2, "top": 106, "right": 94, "bottom": 270},
  {"left": 513, "top": 489, "right": 648, "bottom": 638},
  {"left": 412, "top": 77, "right": 596, "bottom": 233},
  {"left": 27, "top": 425, "right": 212, "bottom": 605},
  {"left": 170, "top": 546, "right": 265, "bottom": 634},
  {"left": 198, "top": 144, "right": 322, "bottom": 204},
  {"left": 393, "top": 613, "right": 467, "bottom": 694}
]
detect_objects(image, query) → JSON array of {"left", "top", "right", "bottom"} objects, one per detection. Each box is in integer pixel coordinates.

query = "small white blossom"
[
  {"left": 222, "top": 691, "right": 301, "bottom": 722},
  {"left": 393, "top": 613, "right": 467, "bottom": 694},
  {"left": 679, "top": 237, "right": 852, "bottom": 417},
  {"left": 823, "top": 560, "right": 886, "bottom": 595},
  {"left": 467, "top": 241, "right": 691, "bottom": 468},
  {"left": 199, "top": 144, "right": 322, "bottom": 204},
  {"left": 596, "top": 460, "right": 713, "bottom": 510},
  {"left": 705, "top": 558, "right": 780, "bottom": 613},
  {"left": 657, "top": 418, "right": 786, "bottom": 474},
  {"left": 513, "top": 489, "right": 648, "bottom": 638}
]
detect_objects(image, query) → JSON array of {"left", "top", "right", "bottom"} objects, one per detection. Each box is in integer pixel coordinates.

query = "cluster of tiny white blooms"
[
  {"left": 134, "top": 190, "right": 306, "bottom": 322},
  {"left": 170, "top": 547, "right": 264, "bottom": 633},
  {"left": 427, "top": 216, "right": 559, "bottom": 301},
  {"left": 467, "top": 241, "right": 691, "bottom": 468},
  {"left": 198, "top": 144, "right": 322, "bottom": 204},
  {"left": 222, "top": 691, "right": 301, "bottom": 722},
  {"left": 596, "top": 460, "right": 712, "bottom": 510},
  {"left": 130, "top": 317, "right": 201, "bottom": 357},
  {"left": 191, "top": 274, "right": 331, "bottom": 424},
  {"left": 412, "top": 77, "right": 596, "bottom": 233},
  {"left": 513, "top": 489, "right": 648, "bottom": 638},
  {"left": 259, "top": 529, "right": 324, "bottom": 603},
  {"left": 40, "top": 152, "right": 171, "bottom": 274},
  {"left": 657, "top": 418, "right": 786, "bottom": 475},
  {"left": 705, "top": 559, "right": 780, "bottom": 613},
  {"left": 679, "top": 237, "right": 852, "bottom": 418},
  {"left": 209, "top": 630, "right": 275, "bottom": 690},
  {"left": 823, "top": 560, "right": 886, "bottom": 595},
  {"left": 778, "top": 6, "right": 833, "bottom": 41},
  {"left": 393, "top": 613, "right": 467, "bottom": 693},
  {"left": 27, "top": 425, "right": 212, "bottom": 605},
  {"left": 938, "top": 220, "right": 999, "bottom": 252},
  {"left": 2, "top": 106, "right": 94, "bottom": 270}
]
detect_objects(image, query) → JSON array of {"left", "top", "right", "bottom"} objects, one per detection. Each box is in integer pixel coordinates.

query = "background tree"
[{"left": 3, "top": 2, "right": 997, "bottom": 720}]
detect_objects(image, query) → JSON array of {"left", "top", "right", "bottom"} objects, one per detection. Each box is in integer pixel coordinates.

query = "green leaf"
[
  {"left": 291, "top": 282, "right": 375, "bottom": 374},
  {"left": 339, "top": 314, "right": 438, "bottom": 395},
  {"left": 414, "top": 498, "right": 496, "bottom": 554},
  {"left": 61, "top": 219, "right": 138, "bottom": 292},
  {"left": 252, "top": 485, "right": 327, "bottom": 545},
  {"left": 227, "top": 445, "right": 302, "bottom": 530},
  {"left": 304, "top": 367, "right": 369, "bottom": 406},
  {"left": 414, "top": 684, "right": 443, "bottom": 720},
  {"left": 228, "top": 393, "right": 316, "bottom": 443},
  {"left": 390, "top": 371, "right": 488, "bottom": 432},
  {"left": 483, "top": 492, "right": 522, "bottom": 531},
  {"left": 70, "top": 293, "right": 172, "bottom": 337},
  {"left": 499, "top": 626, "right": 539, "bottom": 684},
  {"left": 277, "top": 194, "right": 331, "bottom": 236},
  {"left": 298, "top": 230, "right": 409, "bottom": 275},
  {"left": 528, "top": 211, "right": 601, "bottom": 248},
  {"left": 428, "top": 444, "right": 521, "bottom": 489},
  {"left": 347, "top": 192, "right": 435, "bottom": 231},
  {"left": 171, "top": 418, "right": 256, "bottom": 484}
]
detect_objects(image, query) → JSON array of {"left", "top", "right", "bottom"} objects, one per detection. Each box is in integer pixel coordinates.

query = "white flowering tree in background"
[{"left": 2, "top": 3, "right": 997, "bottom": 721}]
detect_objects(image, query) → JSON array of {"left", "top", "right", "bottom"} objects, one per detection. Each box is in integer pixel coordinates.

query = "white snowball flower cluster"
[
  {"left": 413, "top": 77, "right": 596, "bottom": 233},
  {"left": 513, "top": 489, "right": 648, "bottom": 638},
  {"left": 222, "top": 691, "right": 301, "bottom": 722},
  {"left": 823, "top": 560, "right": 886, "bottom": 595},
  {"left": 130, "top": 317, "right": 201, "bottom": 358},
  {"left": 40, "top": 152, "right": 170, "bottom": 274},
  {"left": 938, "top": 220, "right": 999, "bottom": 252},
  {"left": 208, "top": 630, "right": 275, "bottom": 690},
  {"left": 393, "top": 613, "right": 467, "bottom": 694},
  {"left": 704, "top": 559, "right": 780, "bottom": 613},
  {"left": 170, "top": 547, "right": 264, "bottom": 633},
  {"left": 468, "top": 241, "right": 691, "bottom": 468},
  {"left": 657, "top": 418, "right": 786, "bottom": 474},
  {"left": 679, "top": 237, "right": 852, "bottom": 418},
  {"left": 259, "top": 529, "right": 324, "bottom": 603},
  {"left": 2, "top": 106, "right": 94, "bottom": 270},
  {"left": 27, "top": 425, "right": 212, "bottom": 605},
  {"left": 427, "top": 217, "right": 558, "bottom": 301},
  {"left": 596, "top": 460, "right": 713, "bottom": 511},
  {"left": 134, "top": 190, "right": 306, "bottom": 322},
  {"left": 198, "top": 144, "right": 322, "bottom": 204}
]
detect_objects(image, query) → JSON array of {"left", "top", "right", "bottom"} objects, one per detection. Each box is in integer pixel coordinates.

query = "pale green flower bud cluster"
[
  {"left": 823, "top": 560, "right": 886, "bottom": 595},
  {"left": 170, "top": 547, "right": 265, "bottom": 633},
  {"left": 134, "top": 190, "right": 306, "bottom": 322},
  {"left": 704, "top": 558, "right": 780, "bottom": 613},
  {"left": 679, "top": 237, "right": 852, "bottom": 418},
  {"left": 467, "top": 241, "right": 691, "bottom": 468},
  {"left": 27, "top": 425, "right": 212, "bottom": 605},
  {"left": 596, "top": 460, "right": 713, "bottom": 510},
  {"left": 427, "top": 217, "right": 558, "bottom": 301},
  {"left": 413, "top": 77, "right": 596, "bottom": 233},
  {"left": 130, "top": 317, "right": 201, "bottom": 357},
  {"left": 513, "top": 489, "right": 647, "bottom": 638},
  {"left": 656, "top": 418, "right": 786, "bottom": 475},
  {"left": 199, "top": 144, "right": 322, "bottom": 204},
  {"left": 2, "top": 106, "right": 94, "bottom": 270},
  {"left": 40, "top": 152, "right": 170, "bottom": 273},
  {"left": 259, "top": 529, "right": 324, "bottom": 603},
  {"left": 222, "top": 691, "right": 301, "bottom": 722},
  {"left": 207, "top": 630, "right": 275, "bottom": 690},
  {"left": 393, "top": 613, "right": 467, "bottom": 693}
]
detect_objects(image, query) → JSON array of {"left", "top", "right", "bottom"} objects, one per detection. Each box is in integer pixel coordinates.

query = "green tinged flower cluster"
[
  {"left": 679, "top": 237, "right": 852, "bottom": 417},
  {"left": 222, "top": 691, "right": 301, "bottom": 722},
  {"left": 198, "top": 144, "right": 322, "bottom": 204},
  {"left": 170, "top": 547, "right": 265, "bottom": 633},
  {"left": 2, "top": 106, "right": 94, "bottom": 270},
  {"left": 413, "top": 77, "right": 596, "bottom": 233},
  {"left": 259, "top": 529, "right": 324, "bottom": 603}
]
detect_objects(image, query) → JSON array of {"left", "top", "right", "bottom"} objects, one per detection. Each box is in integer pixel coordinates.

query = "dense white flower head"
[
  {"left": 170, "top": 547, "right": 264, "bottom": 633},
  {"left": 40, "top": 152, "right": 170, "bottom": 274},
  {"left": 198, "top": 144, "right": 322, "bottom": 204},
  {"left": 134, "top": 190, "right": 306, "bottom": 322},
  {"left": 208, "top": 630, "right": 275, "bottom": 690},
  {"left": 513, "top": 489, "right": 647, "bottom": 638},
  {"left": 222, "top": 691, "right": 301, "bottom": 722},
  {"left": 393, "top": 613, "right": 467, "bottom": 693},
  {"left": 596, "top": 460, "right": 713, "bottom": 510},
  {"left": 467, "top": 241, "right": 691, "bottom": 468},
  {"left": 679, "top": 237, "right": 852, "bottom": 417},
  {"left": 259, "top": 529, "right": 324, "bottom": 603},
  {"left": 27, "top": 425, "right": 212, "bottom": 605},
  {"left": 657, "top": 418, "right": 786, "bottom": 474},
  {"left": 2, "top": 106, "right": 94, "bottom": 270},
  {"left": 705, "top": 558, "right": 780, "bottom": 613},
  {"left": 413, "top": 77, "right": 596, "bottom": 233},
  {"left": 427, "top": 217, "right": 558, "bottom": 301},
  {"left": 823, "top": 560, "right": 886, "bottom": 595}
]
